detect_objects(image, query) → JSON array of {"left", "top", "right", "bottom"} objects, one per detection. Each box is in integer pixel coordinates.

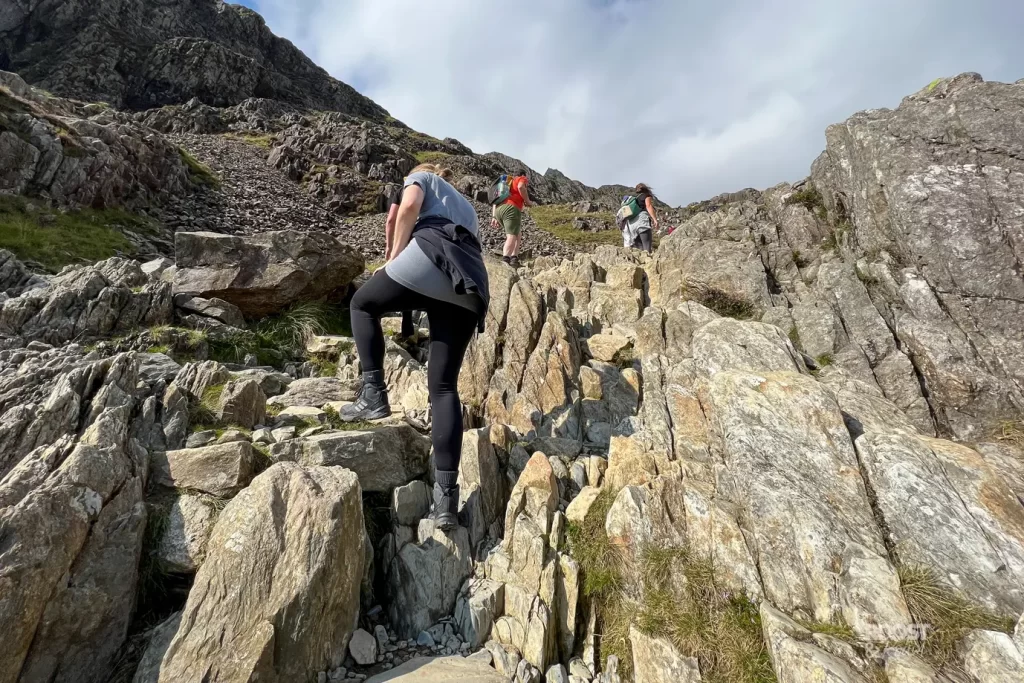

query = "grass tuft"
[
  {"left": 785, "top": 187, "right": 825, "bottom": 213},
  {"left": 898, "top": 564, "right": 1015, "bottom": 670},
  {"left": 998, "top": 420, "right": 1024, "bottom": 450},
  {"left": 788, "top": 326, "right": 802, "bottom": 350},
  {"left": 686, "top": 281, "right": 756, "bottom": 320},
  {"left": 256, "top": 301, "right": 348, "bottom": 352},
  {"left": 635, "top": 546, "right": 776, "bottom": 683},
  {"left": 179, "top": 147, "right": 221, "bottom": 188}
]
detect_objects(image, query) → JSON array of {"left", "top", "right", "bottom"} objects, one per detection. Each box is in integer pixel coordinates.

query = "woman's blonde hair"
[{"left": 410, "top": 163, "right": 453, "bottom": 180}]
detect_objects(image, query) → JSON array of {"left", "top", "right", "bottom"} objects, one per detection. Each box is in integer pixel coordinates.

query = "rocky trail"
[
  {"left": 2, "top": 1, "right": 1024, "bottom": 680},
  {"left": 159, "top": 131, "right": 580, "bottom": 263}
]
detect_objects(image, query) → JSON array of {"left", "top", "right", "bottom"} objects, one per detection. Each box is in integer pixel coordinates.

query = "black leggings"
[
  {"left": 350, "top": 271, "right": 478, "bottom": 473},
  {"left": 632, "top": 230, "right": 653, "bottom": 254}
]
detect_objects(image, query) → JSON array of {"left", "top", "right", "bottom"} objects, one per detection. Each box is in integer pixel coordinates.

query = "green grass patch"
[
  {"left": 899, "top": 564, "right": 1015, "bottom": 671},
  {"left": 927, "top": 78, "right": 943, "bottom": 92},
  {"left": 566, "top": 488, "right": 634, "bottom": 676},
  {"left": 222, "top": 132, "right": 275, "bottom": 149},
  {"left": 413, "top": 150, "right": 452, "bottom": 164},
  {"left": 310, "top": 356, "right": 338, "bottom": 378},
  {"left": 0, "top": 194, "right": 147, "bottom": 272},
  {"left": 815, "top": 353, "right": 834, "bottom": 368},
  {"left": 686, "top": 282, "right": 756, "bottom": 320},
  {"left": 179, "top": 148, "right": 220, "bottom": 189},
  {"left": 146, "top": 345, "right": 171, "bottom": 355},
  {"left": 636, "top": 546, "right": 776, "bottom": 683},
  {"left": 530, "top": 204, "right": 622, "bottom": 247},
  {"left": 791, "top": 250, "right": 810, "bottom": 268}
]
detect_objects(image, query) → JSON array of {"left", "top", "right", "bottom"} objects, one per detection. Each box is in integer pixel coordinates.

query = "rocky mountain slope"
[
  {"left": 0, "top": 0, "right": 387, "bottom": 117},
  {"left": 2, "top": 1, "right": 1024, "bottom": 681},
  {"left": 1, "top": 67, "right": 1023, "bottom": 683}
]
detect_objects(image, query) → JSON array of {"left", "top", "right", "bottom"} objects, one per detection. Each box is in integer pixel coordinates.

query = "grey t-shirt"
[{"left": 385, "top": 172, "right": 481, "bottom": 310}]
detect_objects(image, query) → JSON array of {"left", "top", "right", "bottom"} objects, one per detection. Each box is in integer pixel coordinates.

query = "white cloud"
[{"left": 244, "top": 0, "right": 1024, "bottom": 204}]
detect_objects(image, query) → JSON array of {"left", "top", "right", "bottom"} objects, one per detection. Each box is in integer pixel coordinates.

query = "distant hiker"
[
  {"left": 490, "top": 169, "right": 533, "bottom": 269},
  {"left": 385, "top": 166, "right": 452, "bottom": 339},
  {"left": 345, "top": 163, "right": 490, "bottom": 531},
  {"left": 617, "top": 183, "right": 659, "bottom": 254}
]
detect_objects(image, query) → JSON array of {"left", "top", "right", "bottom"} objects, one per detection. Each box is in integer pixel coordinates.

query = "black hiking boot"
[
  {"left": 339, "top": 370, "right": 391, "bottom": 422},
  {"left": 429, "top": 470, "right": 460, "bottom": 531},
  {"left": 509, "top": 255, "right": 520, "bottom": 269}
]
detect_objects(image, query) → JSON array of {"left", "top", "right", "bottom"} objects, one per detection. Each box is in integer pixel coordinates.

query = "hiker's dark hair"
[
  {"left": 515, "top": 168, "right": 528, "bottom": 178},
  {"left": 636, "top": 183, "right": 654, "bottom": 197}
]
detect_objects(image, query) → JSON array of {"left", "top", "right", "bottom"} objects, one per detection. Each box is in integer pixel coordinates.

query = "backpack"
[
  {"left": 615, "top": 195, "right": 643, "bottom": 224},
  {"left": 488, "top": 175, "right": 513, "bottom": 206}
]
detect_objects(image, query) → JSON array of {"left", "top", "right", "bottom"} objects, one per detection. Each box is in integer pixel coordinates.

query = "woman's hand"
[{"left": 491, "top": 217, "right": 500, "bottom": 229}]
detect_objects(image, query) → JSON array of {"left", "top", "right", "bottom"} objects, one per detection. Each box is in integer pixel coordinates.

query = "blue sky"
[{"left": 234, "top": 1, "right": 1023, "bottom": 205}]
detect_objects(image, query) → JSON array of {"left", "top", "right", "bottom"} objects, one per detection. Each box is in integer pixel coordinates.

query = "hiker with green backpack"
[
  {"left": 616, "top": 183, "right": 659, "bottom": 254},
  {"left": 489, "top": 169, "right": 533, "bottom": 268}
]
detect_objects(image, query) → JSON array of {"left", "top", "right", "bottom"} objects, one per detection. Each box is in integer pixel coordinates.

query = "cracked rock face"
[{"left": 0, "top": 0, "right": 389, "bottom": 117}]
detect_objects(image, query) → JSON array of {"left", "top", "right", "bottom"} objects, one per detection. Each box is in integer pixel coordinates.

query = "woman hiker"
[
  {"left": 343, "top": 163, "right": 490, "bottom": 531},
  {"left": 624, "top": 183, "right": 659, "bottom": 254},
  {"left": 385, "top": 167, "right": 453, "bottom": 341}
]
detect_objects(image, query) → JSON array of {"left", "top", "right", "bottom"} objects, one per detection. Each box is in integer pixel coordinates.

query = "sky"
[{"left": 236, "top": 0, "right": 1024, "bottom": 206}]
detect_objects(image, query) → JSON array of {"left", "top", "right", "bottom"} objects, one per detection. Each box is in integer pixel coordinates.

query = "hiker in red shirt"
[{"left": 491, "top": 169, "right": 533, "bottom": 268}]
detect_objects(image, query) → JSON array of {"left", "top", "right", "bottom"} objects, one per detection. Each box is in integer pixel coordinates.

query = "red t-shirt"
[{"left": 504, "top": 176, "right": 528, "bottom": 210}]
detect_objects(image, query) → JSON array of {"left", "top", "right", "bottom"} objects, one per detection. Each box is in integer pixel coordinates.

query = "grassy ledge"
[
  {"left": 221, "top": 132, "right": 275, "bottom": 149},
  {"left": 0, "top": 194, "right": 148, "bottom": 271},
  {"left": 530, "top": 204, "right": 622, "bottom": 247}
]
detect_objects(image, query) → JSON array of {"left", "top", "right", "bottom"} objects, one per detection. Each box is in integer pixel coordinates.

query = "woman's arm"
[
  {"left": 646, "top": 197, "right": 658, "bottom": 228},
  {"left": 384, "top": 204, "right": 399, "bottom": 259},
  {"left": 390, "top": 184, "right": 424, "bottom": 262}
]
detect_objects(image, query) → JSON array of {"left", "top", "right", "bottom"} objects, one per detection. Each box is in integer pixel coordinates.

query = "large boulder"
[
  {"left": 272, "top": 424, "right": 431, "bottom": 493},
  {"left": 159, "top": 463, "right": 365, "bottom": 682},
  {"left": 174, "top": 231, "right": 364, "bottom": 317},
  {"left": 151, "top": 442, "right": 256, "bottom": 498}
]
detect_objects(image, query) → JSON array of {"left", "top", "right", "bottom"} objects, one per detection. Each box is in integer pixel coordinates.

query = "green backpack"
[{"left": 616, "top": 195, "right": 643, "bottom": 223}]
